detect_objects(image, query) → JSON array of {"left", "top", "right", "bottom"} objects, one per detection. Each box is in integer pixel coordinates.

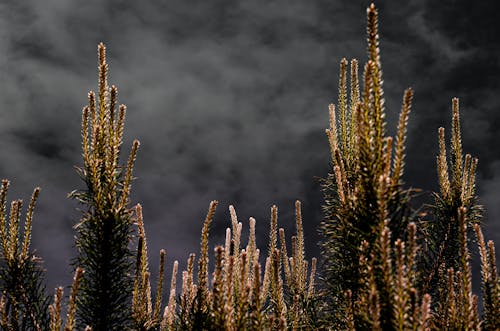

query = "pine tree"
[
  {"left": 320, "top": 4, "right": 416, "bottom": 328},
  {"left": 0, "top": 180, "right": 50, "bottom": 330},
  {"left": 69, "top": 43, "right": 140, "bottom": 330},
  {"left": 320, "top": 3, "right": 500, "bottom": 329}
]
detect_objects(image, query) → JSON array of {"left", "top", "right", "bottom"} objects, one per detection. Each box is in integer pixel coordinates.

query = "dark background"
[{"left": 0, "top": 0, "right": 499, "bottom": 293}]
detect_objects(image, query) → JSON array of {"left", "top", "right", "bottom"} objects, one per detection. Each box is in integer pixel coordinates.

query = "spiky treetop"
[
  {"left": 76, "top": 43, "right": 140, "bottom": 214},
  {"left": 70, "top": 42, "right": 140, "bottom": 331},
  {"left": 0, "top": 180, "right": 50, "bottom": 331},
  {"left": 321, "top": 4, "right": 415, "bottom": 327},
  {"left": 422, "top": 97, "right": 482, "bottom": 297}
]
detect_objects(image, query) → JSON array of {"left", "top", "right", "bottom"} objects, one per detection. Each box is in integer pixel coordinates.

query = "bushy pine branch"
[
  {"left": 431, "top": 207, "right": 480, "bottom": 330},
  {"left": 421, "top": 98, "right": 483, "bottom": 300}
]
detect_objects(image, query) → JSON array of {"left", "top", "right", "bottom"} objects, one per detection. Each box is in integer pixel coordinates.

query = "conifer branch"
[
  {"left": 392, "top": 88, "right": 413, "bottom": 188},
  {"left": 339, "top": 58, "right": 349, "bottom": 156},
  {"left": 195, "top": 201, "right": 218, "bottom": 313},
  {"left": 65, "top": 267, "right": 84, "bottom": 331},
  {"left": 451, "top": 98, "right": 463, "bottom": 199}
]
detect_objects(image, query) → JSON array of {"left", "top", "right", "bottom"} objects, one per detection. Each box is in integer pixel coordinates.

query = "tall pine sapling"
[
  {"left": 320, "top": 3, "right": 499, "bottom": 329},
  {"left": 320, "top": 4, "right": 416, "bottom": 328},
  {"left": 69, "top": 43, "right": 140, "bottom": 330}
]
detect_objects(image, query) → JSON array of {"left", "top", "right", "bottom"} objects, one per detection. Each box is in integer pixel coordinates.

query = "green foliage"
[
  {"left": 0, "top": 180, "right": 50, "bottom": 331},
  {"left": 320, "top": 4, "right": 417, "bottom": 327},
  {"left": 320, "top": 2, "right": 499, "bottom": 330},
  {"left": 69, "top": 43, "right": 140, "bottom": 330}
]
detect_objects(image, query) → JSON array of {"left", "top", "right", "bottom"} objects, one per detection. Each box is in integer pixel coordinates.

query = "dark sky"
[{"left": 0, "top": 0, "right": 499, "bottom": 292}]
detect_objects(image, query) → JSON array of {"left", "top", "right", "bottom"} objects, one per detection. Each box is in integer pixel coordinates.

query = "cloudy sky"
[{"left": 0, "top": 0, "right": 499, "bottom": 291}]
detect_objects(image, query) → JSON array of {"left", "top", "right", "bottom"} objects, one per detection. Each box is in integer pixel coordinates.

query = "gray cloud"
[{"left": 0, "top": 0, "right": 498, "bottom": 292}]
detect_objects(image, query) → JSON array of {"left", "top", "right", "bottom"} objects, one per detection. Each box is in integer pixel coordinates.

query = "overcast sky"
[{"left": 0, "top": 0, "right": 499, "bottom": 292}]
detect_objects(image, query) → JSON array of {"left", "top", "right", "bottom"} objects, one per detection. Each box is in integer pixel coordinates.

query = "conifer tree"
[
  {"left": 69, "top": 43, "right": 140, "bottom": 330},
  {"left": 320, "top": 4, "right": 415, "bottom": 328},
  {"left": 320, "top": 3, "right": 500, "bottom": 330},
  {"left": 0, "top": 180, "right": 50, "bottom": 330}
]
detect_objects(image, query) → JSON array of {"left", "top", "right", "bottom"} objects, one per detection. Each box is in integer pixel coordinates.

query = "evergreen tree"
[
  {"left": 69, "top": 43, "right": 140, "bottom": 330},
  {"left": 320, "top": 4, "right": 416, "bottom": 328},
  {"left": 0, "top": 180, "right": 50, "bottom": 330},
  {"left": 320, "top": 3, "right": 499, "bottom": 330}
]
